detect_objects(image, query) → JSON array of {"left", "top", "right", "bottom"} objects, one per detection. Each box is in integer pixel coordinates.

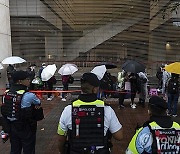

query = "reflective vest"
[
  {"left": 126, "top": 121, "right": 180, "bottom": 154},
  {"left": 1, "top": 89, "right": 25, "bottom": 121},
  {"left": 73, "top": 99, "right": 104, "bottom": 107}
]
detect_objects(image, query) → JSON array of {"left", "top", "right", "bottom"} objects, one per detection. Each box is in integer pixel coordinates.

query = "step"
[{"left": 53, "top": 85, "right": 81, "bottom": 90}]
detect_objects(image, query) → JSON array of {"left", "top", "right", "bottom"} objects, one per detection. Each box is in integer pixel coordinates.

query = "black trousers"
[
  {"left": 47, "top": 82, "right": 53, "bottom": 98},
  {"left": 119, "top": 90, "right": 127, "bottom": 106},
  {"left": 62, "top": 83, "right": 69, "bottom": 98},
  {"left": 130, "top": 90, "right": 137, "bottom": 104},
  {"left": 10, "top": 121, "right": 36, "bottom": 154},
  {"left": 69, "top": 148, "right": 110, "bottom": 154}
]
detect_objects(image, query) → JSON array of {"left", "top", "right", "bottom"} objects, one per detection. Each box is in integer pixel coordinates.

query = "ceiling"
[{"left": 44, "top": 0, "right": 150, "bottom": 31}]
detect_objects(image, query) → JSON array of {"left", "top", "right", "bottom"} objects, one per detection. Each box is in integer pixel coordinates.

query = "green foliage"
[{"left": 162, "top": 2, "right": 179, "bottom": 19}]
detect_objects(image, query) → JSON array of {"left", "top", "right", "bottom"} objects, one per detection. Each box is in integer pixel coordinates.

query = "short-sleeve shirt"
[{"left": 21, "top": 92, "right": 41, "bottom": 108}]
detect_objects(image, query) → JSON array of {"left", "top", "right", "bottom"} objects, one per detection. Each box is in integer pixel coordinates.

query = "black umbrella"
[
  {"left": 122, "top": 60, "right": 145, "bottom": 73},
  {"left": 96, "top": 62, "right": 117, "bottom": 69}
]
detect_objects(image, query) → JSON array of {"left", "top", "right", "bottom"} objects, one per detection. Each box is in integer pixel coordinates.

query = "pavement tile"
[{"left": 0, "top": 97, "right": 179, "bottom": 154}]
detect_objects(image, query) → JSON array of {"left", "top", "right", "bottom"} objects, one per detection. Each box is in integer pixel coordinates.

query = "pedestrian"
[
  {"left": 1, "top": 70, "right": 41, "bottom": 154},
  {"left": 162, "top": 66, "right": 171, "bottom": 95},
  {"left": 166, "top": 73, "right": 179, "bottom": 117},
  {"left": 6, "top": 64, "right": 16, "bottom": 88},
  {"left": 57, "top": 72, "right": 123, "bottom": 154},
  {"left": 126, "top": 96, "right": 180, "bottom": 154},
  {"left": 27, "top": 64, "right": 36, "bottom": 90},
  {"left": 38, "top": 63, "right": 46, "bottom": 79},
  {"left": 129, "top": 73, "right": 138, "bottom": 109},
  {"left": 137, "top": 72, "right": 148, "bottom": 107},
  {"left": 61, "top": 75, "right": 70, "bottom": 101},
  {"left": 118, "top": 72, "right": 129, "bottom": 108},
  {"left": 156, "top": 66, "right": 163, "bottom": 91},
  {"left": 38, "top": 63, "right": 47, "bottom": 90},
  {"left": 102, "top": 71, "right": 114, "bottom": 98},
  {"left": 117, "top": 70, "right": 126, "bottom": 90},
  {"left": 47, "top": 75, "right": 57, "bottom": 101}
]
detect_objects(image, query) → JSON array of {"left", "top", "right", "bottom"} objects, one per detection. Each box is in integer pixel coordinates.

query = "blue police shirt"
[{"left": 21, "top": 92, "right": 40, "bottom": 108}]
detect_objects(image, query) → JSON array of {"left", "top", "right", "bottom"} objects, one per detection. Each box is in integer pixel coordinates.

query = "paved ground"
[{"left": 0, "top": 96, "right": 180, "bottom": 154}]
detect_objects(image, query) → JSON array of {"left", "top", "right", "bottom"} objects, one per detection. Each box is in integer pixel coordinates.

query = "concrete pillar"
[
  {"left": 148, "top": 32, "right": 166, "bottom": 76},
  {"left": 45, "top": 32, "right": 63, "bottom": 62},
  {"left": 0, "top": 0, "right": 12, "bottom": 94}
]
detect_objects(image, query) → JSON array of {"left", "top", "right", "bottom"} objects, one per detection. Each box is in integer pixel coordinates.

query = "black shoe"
[{"left": 118, "top": 105, "right": 125, "bottom": 109}]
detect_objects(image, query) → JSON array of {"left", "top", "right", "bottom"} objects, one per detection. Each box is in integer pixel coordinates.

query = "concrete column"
[
  {"left": 148, "top": 33, "right": 166, "bottom": 75},
  {"left": 45, "top": 32, "right": 63, "bottom": 62},
  {"left": 0, "top": 0, "right": 12, "bottom": 94}
]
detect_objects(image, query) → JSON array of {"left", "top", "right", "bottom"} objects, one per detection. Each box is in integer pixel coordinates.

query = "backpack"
[
  {"left": 68, "top": 75, "right": 74, "bottom": 84},
  {"left": 167, "top": 79, "right": 179, "bottom": 94},
  {"left": 149, "top": 124, "right": 180, "bottom": 154},
  {"left": 62, "top": 75, "right": 70, "bottom": 83}
]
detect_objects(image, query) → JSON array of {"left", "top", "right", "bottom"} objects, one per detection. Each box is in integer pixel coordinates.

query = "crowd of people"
[
  {"left": 155, "top": 64, "right": 179, "bottom": 117},
  {"left": 5, "top": 63, "right": 74, "bottom": 102},
  {"left": 99, "top": 66, "right": 179, "bottom": 119},
  {"left": 117, "top": 71, "right": 148, "bottom": 109},
  {"left": 4, "top": 63, "right": 180, "bottom": 117},
  {"left": 0, "top": 63, "right": 180, "bottom": 154},
  {"left": 57, "top": 72, "right": 179, "bottom": 154}
]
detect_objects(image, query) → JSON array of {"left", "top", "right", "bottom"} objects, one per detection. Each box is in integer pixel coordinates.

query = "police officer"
[
  {"left": 1, "top": 70, "right": 41, "bottom": 154},
  {"left": 57, "top": 72, "right": 123, "bottom": 154},
  {"left": 126, "top": 96, "right": 180, "bottom": 154}
]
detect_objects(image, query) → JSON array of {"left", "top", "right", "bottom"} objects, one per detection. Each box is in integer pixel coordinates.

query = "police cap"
[
  {"left": 81, "top": 73, "right": 100, "bottom": 87},
  {"left": 149, "top": 96, "right": 167, "bottom": 109},
  {"left": 12, "top": 70, "right": 30, "bottom": 82}
]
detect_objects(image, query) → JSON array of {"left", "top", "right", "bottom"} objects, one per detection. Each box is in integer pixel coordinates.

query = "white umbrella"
[
  {"left": 41, "top": 64, "right": 57, "bottom": 81},
  {"left": 0, "top": 63, "right": 4, "bottom": 70},
  {"left": 2, "top": 56, "right": 26, "bottom": 64},
  {"left": 91, "top": 65, "right": 106, "bottom": 80},
  {"left": 58, "top": 63, "right": 78, "bottom": 75}
]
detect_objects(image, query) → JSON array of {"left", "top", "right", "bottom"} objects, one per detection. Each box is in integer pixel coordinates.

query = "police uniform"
[
  {"left": 57, "top": 73, "right": 122, "bottom": 153},
  {"left": 126, "top": 96, "right": 180, "bottom": 154},
  {"left": 1, "top": 71, "right": 41, "bottom": 154},
  {"left": 58, "top": 94, "right": 122, "bottom": 136}
]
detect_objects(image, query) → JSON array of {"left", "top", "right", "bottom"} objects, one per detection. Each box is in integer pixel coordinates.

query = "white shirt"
[{"left": 58, "top": 105, "right": 122, "bottom": 136}]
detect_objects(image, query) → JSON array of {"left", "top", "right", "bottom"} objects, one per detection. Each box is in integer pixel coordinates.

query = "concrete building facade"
[
  {"left": 0, "top": 0, "right": 179, "bottom": 93},
  {"left": 0, "top": 0, "right": 12, "bottom": 93}
]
